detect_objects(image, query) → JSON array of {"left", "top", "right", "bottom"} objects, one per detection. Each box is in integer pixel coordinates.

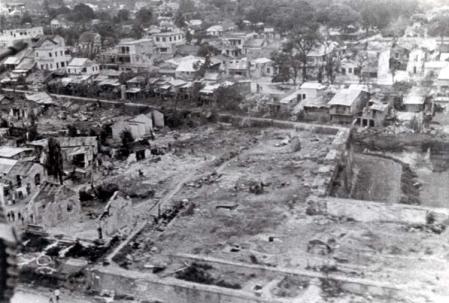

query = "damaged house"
[
  {"left": 0, "top": 158, "right": 45, "bottom": 205},
  {"left": 26, "top": 182, "right": 81, "bottom": 227},
  {"left": 29, "top": 136, "right": 98, "bottom": 170},
  {"left": 111, "top": 111, "right": 164, "bottom": 142}
]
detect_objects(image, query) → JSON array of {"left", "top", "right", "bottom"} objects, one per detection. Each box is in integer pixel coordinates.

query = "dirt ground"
[
  {"left": 351, "top": 154, "right": 403, "bottom": 203},
  {"left": 105, "top": 125, "right": 449, "bottom": 302}
]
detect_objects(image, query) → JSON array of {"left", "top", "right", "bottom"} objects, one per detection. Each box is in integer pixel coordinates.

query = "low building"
[
  {"left": 66, "top": 58, "right": 100, "bottom": 75},
  {"left": 165, "top": 56, "right": 204, "bottom": 80},
  {"left": 206, "top": 25, "right": 224, "bottom": 37},
  {"left": 0, "top": 26, "right": 43, "bottom": 48},
  {"left": 297, "top": 82, "right": 326, "bottom": 102},
  {"left": 328, "top": 86, "right": 369, "bottom": 124},
  {"left": 250, "top": 58, "right": 273, "bottom": 78},
  {"left": 403, "top": 87, "right": 426, "bottom": 113}
]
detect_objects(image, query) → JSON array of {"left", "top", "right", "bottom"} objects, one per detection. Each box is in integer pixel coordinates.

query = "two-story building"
[
  {"left": 114, "top": 38, "right": 155, "bottom": 72},
  {"left": 152, "top": 28, "right": 186, "bottom": 55},
  {"left": 328, "top": 86, "right": 369, "bottom": 124},
  {"left": 34, "top": 35, "right": 71, "bottom": 71}
]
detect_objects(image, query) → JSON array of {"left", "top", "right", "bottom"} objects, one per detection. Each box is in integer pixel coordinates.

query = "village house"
[
  {"left": 249, "top": 58, "right": 274, "bottom": 78},
  {"left": 220, "top": 32, "right": 248, "bottom": 58},
  {"left": 50, "top": 16, "right": 71, "bottom": 30},
  {"left": 328, "top": 86, "right": 370, "bottom": 124},
  {"left": 403, "top": 87, "right": 427, "bottom": 113},
  {"left": 34, "top": 35, "right": 71, "bottom": 71},
  {"left": 243, "top": 37, "right": 268, "bottom": 57},
  {"left": 66, "top": 58, "right": 100, "bottom": 75},
  {"left": 356, "top": 99, "right": 391, "bottom": 128},
  {"left": 224, "top": 58, "right": 249, "bottom": 77},
  {"left": 338, "top": 58, "right": 360, "bottom": 79},
  {"left": 293, "top": 82, "right": 329, "bottom": 122},
  {"left": 279, "top": 91, "right": 301, "bottom": 112},
  {"left": 298, "top": 97, "right": 329, "bottom": 122},
  {"left": 297, "top": 82, "right": 326, "bottom": 102},
  {"left": 307, "top": 43, "right": 336, "bottom": 69}
]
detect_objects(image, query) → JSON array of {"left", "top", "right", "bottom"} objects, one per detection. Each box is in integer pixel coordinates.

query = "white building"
[
  {"left": 34, "top": 35, "right": 71, "bottom": 71},
  {"left": 152, "top": 28, "right": 186, "bottom": 54},
  {"left": 206, "top": 25, "right": 224, "bottom": 37},
  {"left": 0, "top": 26, "right": 43, "bottom": 48},
  {"left": 66, "top": 58, "right": 100, "bottom": 75},
  {"left": 115, "top": 38, "right": 155, "bottom": 72},
  {"left": 407, "top": 48, "right": 426, "bottom": 76}
]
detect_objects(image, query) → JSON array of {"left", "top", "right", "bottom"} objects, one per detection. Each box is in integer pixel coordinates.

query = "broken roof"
[
  {"left": 0, "top": 158, "right": 17, "bottom": 175},
  {"left": 25, "top": 92, "right": 55, "bottom": 105}
]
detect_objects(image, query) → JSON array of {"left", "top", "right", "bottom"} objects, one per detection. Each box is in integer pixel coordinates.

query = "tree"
[
  {"left": 68, "top": 3, "right": 95, "bottom": 22},
  {"left": 215, "top": 86, "right": 243, "bottom": 112},
  {"left": 324, "top": 4, "right": 361, "bottom": 31},
  {"left": 271, "top": 51, "right": 293, "bottom": 83},
  {"left": 46, "top": 138, "right": 64, "bottom": 184},
  {"left": 100, "top": 124, "right": 112, "bottom": 146},
  {"left": 120, "top": 129, "right": 134, "bottom": 158},
  {"left": 67, "top": 125, "right": 78, "bottom": 137},
  {"left": 197, "top": 43, "right": 219, "bottom": 58},
  {"left": 287, "top": 25, "right": 321, "bottom": 82},
  {"left": 194, "top": 56, "right": 210, "bottom": 80},
  {"left": 429, "top": 14, "right": 449, "bottom": 53},
  {"left": 179, "top": 0, "right": 195, "bottom": 13},
  {"left": 20, "top": 12, "right": 33, "bottom": 25},
  {"left": 135, "top": 8, "right": 153, "bottom": 28},
  {"left": 115, "top": 9, "right": 130, "bottom": 23}
]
